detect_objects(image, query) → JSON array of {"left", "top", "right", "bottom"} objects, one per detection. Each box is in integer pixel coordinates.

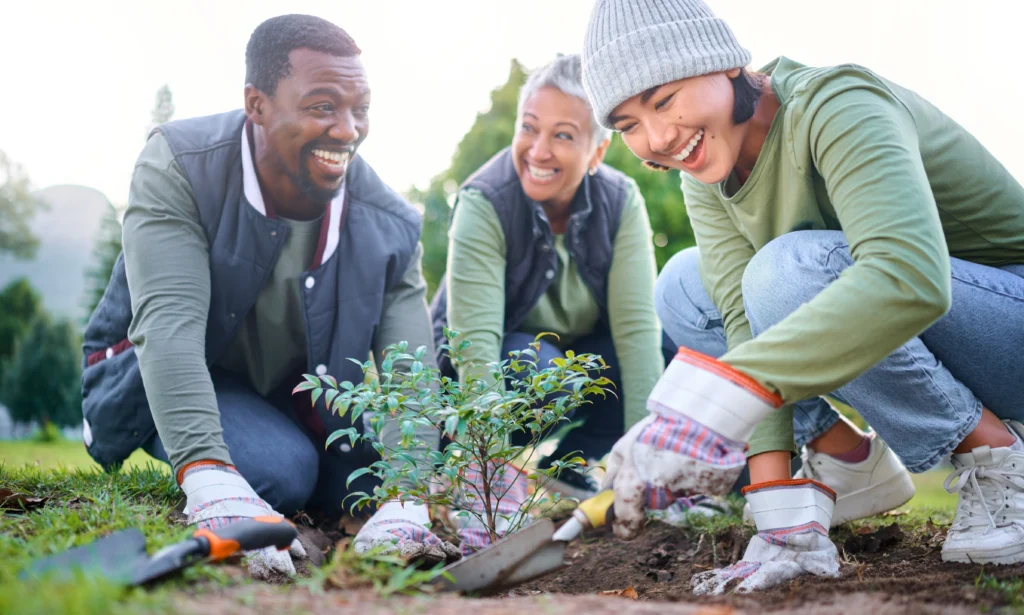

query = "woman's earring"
[
  {"left": 642, "top": 160, "right": 671, "bottom": 172},
  {"left": 588, "top": 167, "right": 597, "bottom": 176}
]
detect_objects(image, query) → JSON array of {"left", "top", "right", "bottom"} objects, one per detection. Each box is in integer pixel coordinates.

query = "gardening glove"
[
  {"left": 353, "top": 501, "right": 462, "bottom": 565},
  {"left": 450, "top": 461, "right": 531, "bottom": 555},
  {"left": 180, "top": 462, "right": 307, "bottom": 580},
  {"left": 603, "top": 347, "right": 782, "bottom": 539},
  {"left": 691, "top": 479, "right": 840, "bottom": 595}
]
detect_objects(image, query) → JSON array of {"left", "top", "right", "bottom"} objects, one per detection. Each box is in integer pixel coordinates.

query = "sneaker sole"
[
  {"left": 831, "top": 470, "right": 916, "bottom": 524},
  {"left": 942, "top": 542, "right": 1024, "bottom": 565}
]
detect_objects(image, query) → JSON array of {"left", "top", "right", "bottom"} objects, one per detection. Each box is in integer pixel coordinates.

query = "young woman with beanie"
[{"left": 581, "top": 0, "right": 1024, "bottom": 594}]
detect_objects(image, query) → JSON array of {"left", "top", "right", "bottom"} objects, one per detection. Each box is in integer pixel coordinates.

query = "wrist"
[
  {"left": 375, "top": 501, "right": 431, "bottom": 525},
  {"left": 742, "top": 479, "right": 836, "bottom": 533},
  {"left": 647, "top": 347, "right": 782, "bottom": 443}
]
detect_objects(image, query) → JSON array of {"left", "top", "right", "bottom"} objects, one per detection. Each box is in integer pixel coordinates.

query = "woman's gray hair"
[{"left": 517, "top": 54, "right": 612, "bottom": 149}]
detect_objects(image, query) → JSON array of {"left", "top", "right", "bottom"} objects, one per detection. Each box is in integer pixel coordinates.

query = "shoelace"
[{"left": 944, "top": 462, "right": 1024, "bottom": 530}]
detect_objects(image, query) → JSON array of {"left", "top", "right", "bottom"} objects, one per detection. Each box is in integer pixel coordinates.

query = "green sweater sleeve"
[
  {"left": 445, "top": 189, "right": 507, "bottom": 383},
  {"left": 123, "top": 133, "right": 230, "bottom": 475},
  {"left": 721, "top": 86, "right": 951, "bottom": 403},
  {"left": 607, "top": 181, "right": 665, "bottom": 428},
  {"left": 683, "top": 177, "right": 795, "bottom": 455}
]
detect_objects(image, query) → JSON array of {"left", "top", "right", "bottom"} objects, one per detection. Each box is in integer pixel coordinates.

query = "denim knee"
[
  {"left": 248, "top": 442, "right": 319, "bottom": 515},
  {"left": 742, "top": 231, "right": 850, "bottom": 335},
  {"left": 655, "top": 247, "right": 726, "bottom": 357}
]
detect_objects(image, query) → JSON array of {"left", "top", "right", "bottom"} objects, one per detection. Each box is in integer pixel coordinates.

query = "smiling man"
[{"left": 81, "top": 14, "right": 459, "bottom": 578}]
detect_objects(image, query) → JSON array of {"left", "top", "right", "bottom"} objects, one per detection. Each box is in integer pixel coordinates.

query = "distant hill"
[{"left": 0, "top": 184, "right": 113, "bottom": 324}]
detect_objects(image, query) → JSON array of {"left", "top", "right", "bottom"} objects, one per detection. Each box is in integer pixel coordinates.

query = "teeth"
[
  {"left": 671, "top": 129, "right": 704, "bottom": 162},
  {"left": 312, "top": 149, "right": 350, "bottom": 166},
  {"left": 528, "top": 165, "right": 556, "bottom": 180}
]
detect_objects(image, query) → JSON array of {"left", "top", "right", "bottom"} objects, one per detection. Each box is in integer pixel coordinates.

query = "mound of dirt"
[{"left": 503, "top": 519, "right": 1024, "bottom": 613}]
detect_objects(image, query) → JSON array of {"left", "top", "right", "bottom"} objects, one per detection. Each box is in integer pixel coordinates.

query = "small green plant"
[
  {"left": 301, "top": 542, "right": 448, "bottom": 597},
  {"left": 295, "top": 329, "right": 614, "bottom": 545}
]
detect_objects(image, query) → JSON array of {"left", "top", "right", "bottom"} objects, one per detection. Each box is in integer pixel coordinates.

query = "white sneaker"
[
  {"left": 941, "top": 421, "right": 1024, "bottom": 565},
  {"left": 744, "top": 435, "right": 915, "bottom": 525}
]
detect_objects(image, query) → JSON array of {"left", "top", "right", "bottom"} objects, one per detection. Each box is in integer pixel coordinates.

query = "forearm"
[{"left": 134, "top": 336, "right": 230, "bottom": 470}]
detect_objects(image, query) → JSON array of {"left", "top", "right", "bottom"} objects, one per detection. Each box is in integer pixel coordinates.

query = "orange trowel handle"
[{"left": 192, "top": 516, "right": 298, "bottom": 561}]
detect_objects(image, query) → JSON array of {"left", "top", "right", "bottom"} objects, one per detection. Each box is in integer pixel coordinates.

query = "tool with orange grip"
[{"left": 22, "top": 517, "right": 298, "bottom": 586}]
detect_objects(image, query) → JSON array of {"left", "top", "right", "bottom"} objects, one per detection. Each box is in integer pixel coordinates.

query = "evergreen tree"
[{"left": 1, "top": 314, "right": 83, "bottom": 428}]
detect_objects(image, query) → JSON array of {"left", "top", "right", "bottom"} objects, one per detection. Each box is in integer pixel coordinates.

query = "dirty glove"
[
  {"left": 450, "top": 461, "right": 530, "bottom": 555},
  {"left": 180, "top": 462, "right": 307, "bottom": 580},
  {"left": 603, "top": 348, "right": 782, "bottom": 539},
  {"left": 691, "top": 479, "right": 840, "bottom": 595},
  {"left": 354, "top": 501, "right": 461, "bottom": 565}
]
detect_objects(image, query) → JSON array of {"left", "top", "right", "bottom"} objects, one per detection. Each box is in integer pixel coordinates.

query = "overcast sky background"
[{"left": 2, "top": 0, "right": 1022, "bottom": 204}]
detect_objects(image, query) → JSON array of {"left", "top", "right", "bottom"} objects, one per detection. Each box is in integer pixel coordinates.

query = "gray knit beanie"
[{"left": 582, "top": 0, "right": 751, "bottom": 128}]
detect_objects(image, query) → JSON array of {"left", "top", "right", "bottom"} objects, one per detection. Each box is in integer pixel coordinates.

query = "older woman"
[
  {"left": 582, "top": 0, "right": 1024, "bottom": 595},
  {"left": 430, "top": 54, "right": 674, "bottom": 500}
]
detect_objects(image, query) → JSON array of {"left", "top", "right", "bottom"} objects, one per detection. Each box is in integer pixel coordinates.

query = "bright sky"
[{"left": 2, "top": 0, "right": 1022, "bottom": 205}]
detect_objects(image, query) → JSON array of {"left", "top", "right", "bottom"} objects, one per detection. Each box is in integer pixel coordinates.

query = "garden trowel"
[
  {"left": 438, "top": 490, "right": 615, "bottom": 594},
  {"left": 22, "top": 516, "right": 297, "bottom": 586}
]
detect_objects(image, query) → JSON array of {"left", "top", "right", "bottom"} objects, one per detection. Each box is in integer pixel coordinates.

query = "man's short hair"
[{"left": 245, "top": 14, "right": 361, "bottom": 96}]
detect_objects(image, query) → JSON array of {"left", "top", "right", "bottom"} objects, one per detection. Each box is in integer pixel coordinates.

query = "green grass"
[
  {"left": 0, "top": 440, "right": 166, "bottom": 472},
  {"left": 0, "top": 462, "right": 241, "bottom": 615}
]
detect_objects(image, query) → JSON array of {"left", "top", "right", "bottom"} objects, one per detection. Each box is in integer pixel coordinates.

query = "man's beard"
[{"left": 286, "top": 143, "right": 347, "bottom": 204}]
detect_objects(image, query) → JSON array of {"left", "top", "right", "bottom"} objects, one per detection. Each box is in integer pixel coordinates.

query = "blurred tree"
[
  {"left": 0, "top": 151, "right": 47, "bottom": 260},
  {"left": 410, "top": 60, "right": 694, "bottom": 296},
  {"left": 1, "top": 313, "right": 83, "bottom": 428},
  {"left": 147, "top": 84, "right": 176, "bottom": 136},
  {"left": 84, "top": 85, "right": 176, "bottom": 318},
  {"left": 0, "top": 278, "right": 42, "bottom": 384}
]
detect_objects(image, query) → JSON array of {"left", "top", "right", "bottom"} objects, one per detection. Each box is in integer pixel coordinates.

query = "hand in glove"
[
  {"left": 353, "top": 501, "right": 461, "bottom": 565},
  {"left": 450, "top": 461, "right": 530, "bottom": 555},
  {"left": 180, "top": 461, "right": 307, "bottom": 580},
  {"left": 691, "top": 479, "right": 840, "bottom": 595},
  {"left": 603, "top": 348, "right": 782, "bottom": 539}
]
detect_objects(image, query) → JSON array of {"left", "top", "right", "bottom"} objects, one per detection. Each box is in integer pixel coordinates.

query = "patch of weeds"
[
  {"left": 977, "top": 573, "right": 1024, "bottom": 614},
  {"left": 301, "top": 539, "right": 447, "bottom": 597}
]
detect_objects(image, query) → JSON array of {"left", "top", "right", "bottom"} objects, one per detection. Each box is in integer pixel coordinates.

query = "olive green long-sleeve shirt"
[
  {"left": 685, "top": 57, "right": 1024, "bottom": 455},
  {"left": 123, "top": 133, "right": 436, "bottom": 476},
  {"left": 445, "top": 180, "right": 665, "bottom": 428}
]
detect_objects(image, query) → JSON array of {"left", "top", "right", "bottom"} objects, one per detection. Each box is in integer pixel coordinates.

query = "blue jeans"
[
  {"left": 656, "top": 231, "right": 1024, "bottom": 473},
  {"left": 144, "top": 368, "right": 381, "bottom": 518},
  {"left": 502, "top": 330, "right": 676, "bottom": 464}
]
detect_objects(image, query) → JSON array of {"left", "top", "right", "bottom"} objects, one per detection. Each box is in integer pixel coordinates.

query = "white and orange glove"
[
  {"left": 602, "top": 348, "right": 782, "bottom": 539},
  {"left": 354, "top": 501, "right": 462, "bottom": 565},
  {"left": 180, "top": 462, "right": 307, "bottom": 579},
  {"left": 691, "top": 479, "right": 840, "bottom": 594}
]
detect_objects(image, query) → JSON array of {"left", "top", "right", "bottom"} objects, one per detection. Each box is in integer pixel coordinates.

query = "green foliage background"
[{"left": 407, "top": 60, "right": 696, "bottom": 296}]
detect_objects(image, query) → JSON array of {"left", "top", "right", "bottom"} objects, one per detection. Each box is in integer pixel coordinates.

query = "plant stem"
[{"left": 477, "top": 444, "right": 498, "bottom": 544}]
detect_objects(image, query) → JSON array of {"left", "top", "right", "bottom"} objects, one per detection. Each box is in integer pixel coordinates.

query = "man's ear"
[
  {"left": 725, "top": 67, "right": 742, "bottom": 79},
  {"left": 244, "top": 84, "right": 267, "bottom": 126}
]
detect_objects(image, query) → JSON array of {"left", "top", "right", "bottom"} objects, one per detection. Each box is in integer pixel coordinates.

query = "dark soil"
[{"left": 502, "top": 518, "right": 1024, "bottom": 613}]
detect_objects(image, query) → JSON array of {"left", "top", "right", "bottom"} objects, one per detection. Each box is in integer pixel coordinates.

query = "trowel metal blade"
[
  {"left": 488, "top": 539, "right": 567, "bottom": 591},
  {"left": 437, "top": 518, "right": 555, "bottom": 593}
]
